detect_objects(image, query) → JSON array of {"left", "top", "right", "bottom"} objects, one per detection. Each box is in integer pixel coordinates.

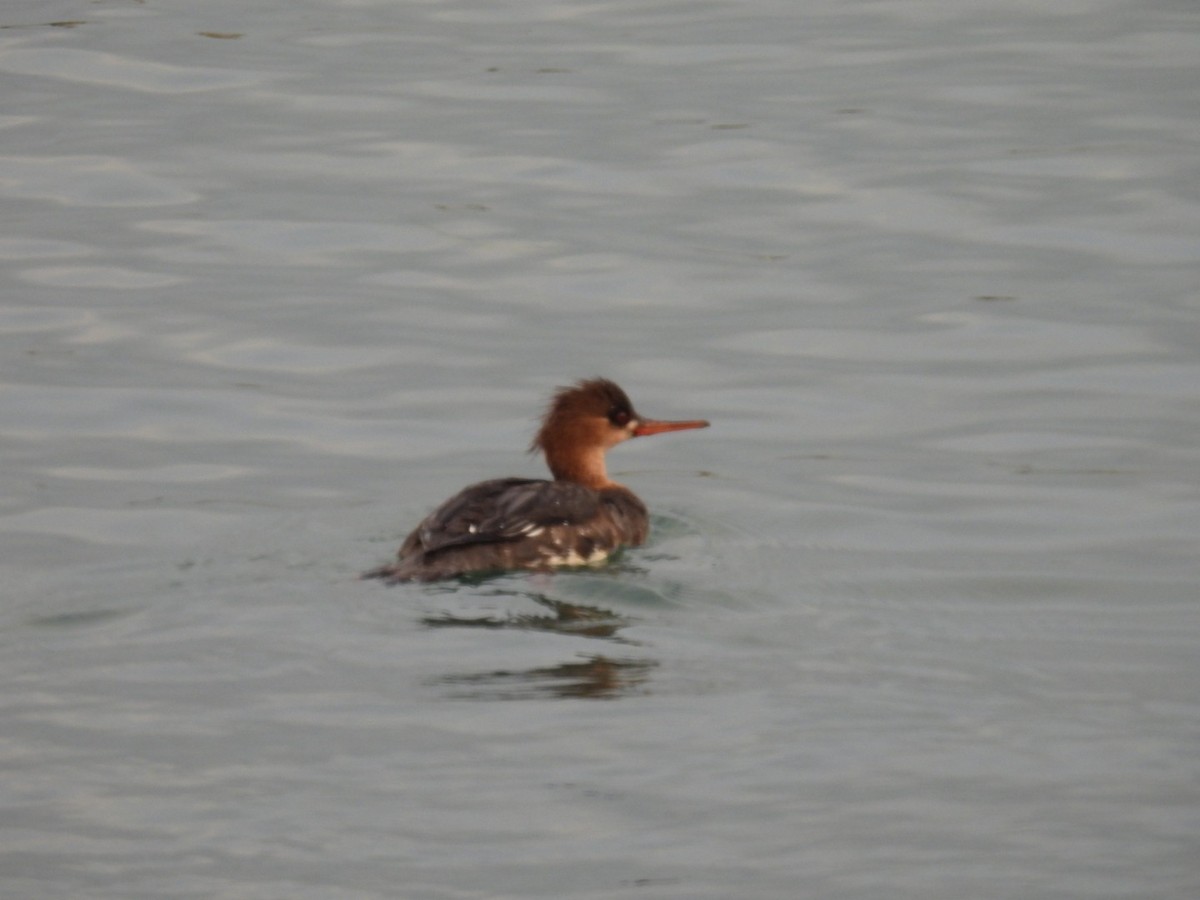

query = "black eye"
[{"left": 610, "top": 408, "right": 630, "bottom": 427}]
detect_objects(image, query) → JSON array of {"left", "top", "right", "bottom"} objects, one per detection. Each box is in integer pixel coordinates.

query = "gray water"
[{"left": 2, "top": 0, "right": 1198, "bottom": 897}]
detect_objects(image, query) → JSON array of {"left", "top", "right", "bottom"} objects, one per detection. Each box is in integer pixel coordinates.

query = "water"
[{"left": 2, "top": 0, "right": 1198, "bottom": 897}]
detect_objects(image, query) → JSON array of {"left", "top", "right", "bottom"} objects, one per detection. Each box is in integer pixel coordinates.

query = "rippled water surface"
[{"left": 3, "top": 1, "right": 1198, "bottom": 897}]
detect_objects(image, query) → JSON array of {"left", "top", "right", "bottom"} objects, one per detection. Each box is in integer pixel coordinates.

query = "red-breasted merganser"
[{"left": 365, "top": 378, "right": 709, "bottom": 582}]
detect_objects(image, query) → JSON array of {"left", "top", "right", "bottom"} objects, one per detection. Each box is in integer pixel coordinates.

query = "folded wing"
[{"left": 404, "top": 478, "right": 602, "bottom": 558}]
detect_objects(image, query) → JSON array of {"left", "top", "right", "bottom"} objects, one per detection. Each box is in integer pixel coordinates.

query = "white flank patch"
[{"left": 541, "top": 546, "right": 612, "bottom": 567}]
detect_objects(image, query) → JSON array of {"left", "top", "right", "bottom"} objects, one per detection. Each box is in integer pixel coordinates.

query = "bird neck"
[{"left": 545, "top": 444, "right": 613, "bottom": 490}]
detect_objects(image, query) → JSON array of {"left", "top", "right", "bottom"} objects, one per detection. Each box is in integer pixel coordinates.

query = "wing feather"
[{"left": 405, "top": 478, "right": 601, "bottom": 558}]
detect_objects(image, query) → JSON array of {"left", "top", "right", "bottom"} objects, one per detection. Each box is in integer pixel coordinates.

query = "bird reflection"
[
  {"left": 421, "top": 592, "right": 633, "bottom": 641},
  {"left": 433, "top": 654, "right": 656, "bottom": 700},
  {"left": 421, "top": 591, "right": 656, "bottom": 699}
]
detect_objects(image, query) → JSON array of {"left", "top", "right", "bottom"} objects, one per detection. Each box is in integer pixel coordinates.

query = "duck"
[{"left": 364, "top": 377, "right": 708, "bottom": 582}]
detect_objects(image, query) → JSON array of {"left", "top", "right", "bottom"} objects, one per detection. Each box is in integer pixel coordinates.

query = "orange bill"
[{"left": 633, "top": 418, "right": 710, "bottom": 437}]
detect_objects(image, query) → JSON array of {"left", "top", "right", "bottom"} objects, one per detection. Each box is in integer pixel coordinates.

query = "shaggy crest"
[{"left": 530, "top": 377, "right": 636, "bottom": 454}]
